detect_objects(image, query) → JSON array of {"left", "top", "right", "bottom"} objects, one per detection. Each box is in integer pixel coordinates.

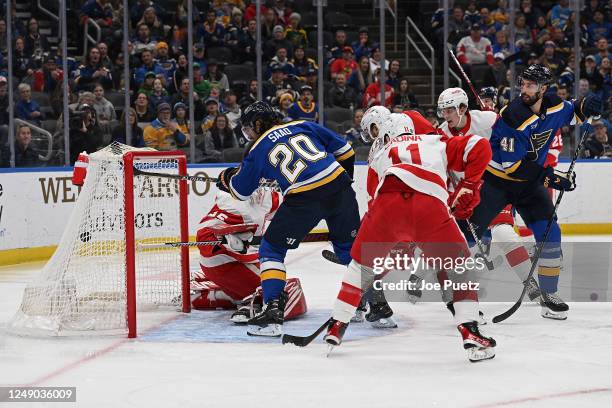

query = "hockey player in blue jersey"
[
  {"left": 216, "top": 101, "right": 360, "bottom": 336},
  {"left": 457, "top": 64, "right": 602, "bottom": 320}
]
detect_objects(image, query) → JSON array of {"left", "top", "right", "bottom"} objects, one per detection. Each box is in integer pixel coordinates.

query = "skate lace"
[{"left": 545, "top": 292, "right": 563, "bottom": 304}]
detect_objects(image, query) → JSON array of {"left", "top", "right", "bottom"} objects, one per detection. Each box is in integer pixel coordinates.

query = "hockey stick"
[
  {"left": 137, "top": 236, "right": 263, "bottom": 250},
  {"left": 322, "top": 249, "right": 343, "bottom": 265},
  {"left": 133, "top": 166, "right": 218, "bottom": 183},
  {"left": 281, "top": 317, "right": 333, "bottom": 347},
  {"left": 492, "top": 116, "right": 596, "bottom": 323},
  {"left": 447, "top": 44, "right": 486, "bottom": 110}
]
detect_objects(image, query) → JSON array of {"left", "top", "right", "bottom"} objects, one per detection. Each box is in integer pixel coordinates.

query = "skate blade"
[
  {"left": 467, "top": 347, "right": 495, "bottom": 363},
  {"left": 478, "top": 312, "right": 487, "bottom": 325},
  {"left": 230, "top": 316, "right": 249, "bottom": 325},
  {"left": 247, "top": 324, "right": 282, "bottom": 337},
  {"left": 407, "top": 293, "right": 421, "bottom": 304},
  {"left": 541, "top": 309, "right": 568, "bottom": 320},
  {"left": 370, "top": 317, "right": 398, "bottom": 329},
  {"left": 326, "top": 344, "right": 335, "bottom": 357},
  {"left": 350, "top": 312, "right": 366, "bottom": 323}
]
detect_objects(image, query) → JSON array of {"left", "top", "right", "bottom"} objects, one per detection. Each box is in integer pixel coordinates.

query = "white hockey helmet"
[
  {"left": 378, "top": 113, "right": 416, "bottom": 141},
  {"left": 360, "top": 105, "right": 391, "bottom": 143},
  {"left": 437, "top": 87, "right": 469, "bottom": 115}
]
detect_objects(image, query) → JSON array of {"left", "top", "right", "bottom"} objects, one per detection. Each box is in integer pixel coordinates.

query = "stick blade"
[
  {"left": 492, "top": 301, "right": 521, "bottom": 323},
  {"left": 281, "top": 334, "right": 310, "bottom": 347}
]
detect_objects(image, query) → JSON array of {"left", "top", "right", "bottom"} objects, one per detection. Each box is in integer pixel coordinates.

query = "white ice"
[{"left": 1, "top": 238, "right": 612, "bottom": 408}]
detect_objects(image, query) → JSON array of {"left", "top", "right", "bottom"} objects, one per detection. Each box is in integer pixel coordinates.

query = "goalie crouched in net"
[{"left": 192, "top": 186, "right": 307, "bottom": 324}]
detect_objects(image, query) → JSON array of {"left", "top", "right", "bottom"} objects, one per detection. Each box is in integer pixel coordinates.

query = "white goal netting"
[{"left": 9, "top": 143, "right": 189, "bottom": 336}]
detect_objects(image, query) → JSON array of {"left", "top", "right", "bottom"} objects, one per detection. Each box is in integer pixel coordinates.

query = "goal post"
[{"left": 9, "top": 143, "right": 191, "bottom": 338}]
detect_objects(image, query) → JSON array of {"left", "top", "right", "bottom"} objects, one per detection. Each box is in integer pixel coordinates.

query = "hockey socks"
[
  {"left": 528, "top": 220, "right": 562, "bottom": 294},
  {"left": 332, "top": 260, "right": 374, "bottom": 323}
]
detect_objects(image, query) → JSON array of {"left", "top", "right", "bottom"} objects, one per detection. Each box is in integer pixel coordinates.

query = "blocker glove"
[
  {"left": 216, "top": 167, "right": 239, "bottom": 193},
  {"left": 448, "top": 179, "right": 483, "bottom": 220},
  {"left": 543, "top": 167, "right": 576, "bottom": 191}
]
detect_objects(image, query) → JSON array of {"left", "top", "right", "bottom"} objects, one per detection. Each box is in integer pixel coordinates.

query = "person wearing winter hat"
[{"left": 143, "top": 102, "right": 190, "bottom": 150}]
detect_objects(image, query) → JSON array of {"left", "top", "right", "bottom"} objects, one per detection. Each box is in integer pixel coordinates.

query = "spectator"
[
  {"left": 288, "top": 85, "right": 318, "bottom": 122},
  {"left": 92, "top": 83, "right": 116, "bottom": 130},
  {"left": 223, "top": 90, "right": 241, "bottom": 129},
  {"left": 0, "top": 19, "right": 8, "bottom": 55},
  {"left": 386, "top": 59, "right": 402, "bottom": 90},
  {"left": 74, "top": 46, "right": 113, "bottom": 91},
  {"left": 329, "top": 30, "right": 351, "bottom": 61},
  {"left": 16, "top": 83, "right": 44, "bottom": 126},
  {"left": 483, "top": 52, "right": 507, "bottom": 88},
  {"left": 264, "top": 64, "right": 293, "bottom": 103},
  {"left": 133, "top": 23, "right": 157, "bottom": 54},
  {"left": 540, "top": 41, "right": 565, "bottom": 76},
  {"left": 582, "top": 55, "right": 604, "bottom": 92},
  {"left": 464, "top": 1, "right": 481, "bottom": 25},
  {"left": 532, "top": 15, "right": 552, "bottom": 48},
  {"left": 392, "top": 78, "right": 419, "bottom": 110},
  {"left": 292, "top": 46, "right": 318, "bottom": 81},
  {"left": 173, "top": 53, "right": 189, "bottom": 92},
  {"left": 492, "top": 29, "right": 511, "bottom": 57},
  {"left": 148, "top": 78, "right": 171, "bottom": 111},
  {"left": 599, "top": 57, "right": 611, "bottom": 104},
  {"left": 172, "top": 78, "right": 205, "bottom": 118},
  {"left": 133, "top": 92, "right": 155, "bottom": 122},
  {"left": 594, "top": 38, "right": 610, "bottom": 66},
  {"left": 81, "top": 0, "right": 114, "bottom": 36},
  {"left": 369, "top": 46, "right": 389, "bottom": 74},
  {"left": 480, "top": 8, "right": 503, "bottom": 41},
  {"left": 1, "top": 124, "right": 42, "bottom": 167},
  {"left": 446, "top": 7, "right": 470, "bottom": 46},
  {"left": 193, "top": 43, "right": 207, "bottom": 67},
  {"left": 135, "top": 49, "right": 164, "bottom": 88},
  {"left": 0, "top": 76, "right": 8, "bottom": 125},
  {"left": 584, "top": 120, "right": 612, "bottom": 158},
  {"left": 137, "top": 6, "right": 165, "bottom": 40},
  {"left": 268, "top": 47, "right": 296, "bottom": 77},
  {"left": 138, "top": 71, "right": 157, "bottom": 95},
  {"left": 278, "top": 92, "right": 294, "bottom": 122},
  {"left": 239, "top": 79, "right": 258, "bottom": 110},
  {"left": 558, "top": 54, "right": 577, "bottom": 89},
  {"left": 173, "top": 102, "right": 191, "bottom": 141},
  {"left": 362, "top": 70, "right": 394, "bottom": 109},
  {"left": 348, "top": 55, "right": 374, "bottom": 94},
  {"left": 549, "top": 27, "right": 572, "bottom": 57},
  {"left": 32, "top": 54, "right": 63, "bottom": 94},
  {"left": 550, "top": 0, "right": 571, "bottom": 30},
  {"left": 201, "top": 98, "right": 221, "bottom": 132},
  {"left": 519, "top": 0, "right": 543, "bottom": 28},
  {"left": 112, "top": 108, "right": 145, "bottom": 147},
  {"left": 225, "top": 8, "right": 245, "bottom": 62},
  {"left": 272, "top": 0, "right": 292, "bottom": 26},
  {"left": 23, "top": 18, "right": 49, "bottom": 59},
  {"left": 557, "top": 85, "right": 570, "bottom": 101},
  {"left": 55, "top": 43, "right": 79, "bottom": 79},
  {"left": 193, "top": 63, "right": 212, "bottom": 99},
  {"left": 424, "top": 108, "right": 440, "bottom": 128},
  {"left": 582, "top": 0, "right": 604, "bottom": 22},
  {"left": 97, "top": 42, "right": 113, "bottom": 70},
  {"left": 353, "top": 27, "right": 376, "bottom": 60},
  {"left": 261, "top": 8, "right": 278, "bottom": 41},
  {"left": 491, "top": 0, "right": 509, "bottom": 25},
  {"left": 304, "top": 67, "right": 318, "bottom": 91},
  {"left": 200, "top": 114, "right": 237, "bottom": 162},
  {"left": 198, "top": 10, "right": 225, "bottom": 48},
  {"left": 143, "top": 102, "right": 189, "bottom": 150},
  {"left": 457, "top": 24, "right": 494, "bottom": 67},
  {"left": 514, "top": 13, "right": 532, "bottom": 50},
  {"left": 238, "top": 18, "right": 257, "bottom": 63},
  {"left": 264, "top": 25, "right": 293, "bottom": 60},
  {"left": 331, "top": 46, "right": 358, "bottom": 80},
  {"left": 69, "top": 103, "right": 103, "bottom": 163},
  {"left": 344, "top": 109, "right": 366, "bottom": 145},
  {"left": 13, "top": 36, "right": 34, "bottom": 82},
  {"left": 130, "top": 0, "right": 165, "bottom": 28},
  {"left": 155, "top": 42, "right": 176, "bottom": 87},
  {"left": 285, "top": 12, "right": 307, "bottom": 49},
  {"left": 578, "top": 78, "right": 592, "bottom": 99},
  {"left": 327, "top": 72, "right": 358, "bottom": 109},
  {"left": 203, "top": 60, "right": 230, "bottom": 93}
]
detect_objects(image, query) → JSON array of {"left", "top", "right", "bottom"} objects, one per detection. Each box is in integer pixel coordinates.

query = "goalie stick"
[
  {"left": 134, "top": 167, "right": 281, "bottom": 190},
  {"left": 137, "top": 236, "right": 263, "bottom": 250},
  {"left": 492, "top": 116, "right": 597, "bottom": 323}
]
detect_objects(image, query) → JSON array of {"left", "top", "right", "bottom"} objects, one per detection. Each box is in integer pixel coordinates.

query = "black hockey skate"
[
  {"left": 351, "top": 297, "right": 367, "bottom": 323},
  {"left": 457, "top": 321, "right": 496, "bottom": 362},
  {"left": 366, "top": 288, "right": 397, "bottom": 328},
  {"left": 526, "top": 277, "right": 542, "bottom": 302},
  {"left": 246, "top": 293, "right": 287, "bottom": 337},
  {"left": 446, "top": 302, "right": 486, "bottom": 325},
  {"left": 406, "top": 274, "right": 423, "bottom": 304},
  {"left": 540, "top": 292, "right": 568, "bottom": 320},
  {"left": 230, "top": 293, "right": 262, "bottom": 324}
]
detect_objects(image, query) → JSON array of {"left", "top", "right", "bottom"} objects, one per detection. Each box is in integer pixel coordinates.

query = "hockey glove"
[
  {"left": 448, "top": 179, "right": 483, "bottom": 220},
  {"left": 576, "top": 95, "right": 603, "bottom": 121},
  {"left": 222, "top": 232, "right": 254, "bottom": 254},
  {"left": 216, "top": 167, "right": 239, "bottom": 194},
  {"left": 542, "top": 167, "right": 576, "bottom": 191}
]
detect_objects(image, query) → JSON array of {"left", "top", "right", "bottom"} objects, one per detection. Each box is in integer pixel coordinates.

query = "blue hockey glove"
[
  {"left": 581, "top": 95, "right": 603, "bottom": 118},
  {"left": 543, "top": 167, "right": 576, "bottom": 191},
  {"left": 216, "top": 167, "right": 239, "bottom": 193}
]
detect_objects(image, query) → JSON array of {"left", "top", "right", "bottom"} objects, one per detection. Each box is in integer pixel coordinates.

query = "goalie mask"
[{"left": 360, "top": 105, "right": 391, "bottom": 143}]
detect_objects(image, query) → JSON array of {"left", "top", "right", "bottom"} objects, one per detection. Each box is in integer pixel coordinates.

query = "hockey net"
[{"left": 9, "top": 143, "right": 190, "bottom": 337}]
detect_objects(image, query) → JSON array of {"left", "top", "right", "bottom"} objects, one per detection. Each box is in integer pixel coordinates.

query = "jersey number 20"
[{"left": 269, "top": 134, "right": 326, "bottom": 183}]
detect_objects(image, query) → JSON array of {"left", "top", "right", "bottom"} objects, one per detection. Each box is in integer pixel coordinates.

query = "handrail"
[
  {"left": 405, "top": 16, "right": 435, "bottom": 104},
  {"left": 373, "top": 0, "right": 398, "bottom": 52},
  {"left": 82, "top": 18, "right": 101, "bottom": 59},
  {"left": 14, "top": 119, "right": 53, "bottom": 162},
  {"left": 37, "top": 0, "right": 59, "bottom": 22}
]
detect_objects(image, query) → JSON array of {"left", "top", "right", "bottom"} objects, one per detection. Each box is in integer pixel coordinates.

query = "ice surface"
[{"left": 1, "top": 239, "right": 612, "bottom": 408}]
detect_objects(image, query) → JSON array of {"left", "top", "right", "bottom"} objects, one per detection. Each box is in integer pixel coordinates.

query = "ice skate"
[
  {"left": 406, "top": 274, "right": 423, "bottom": 304},
  {"left": 246, "top": 293, "right": 286, "bottom": 337},
  {"left": 540, "top": 292, "right": 568, "bottom": 320},
  {"left": 526, "top": 277, "right": 542, "bottom": 302},
  {"left": 324, "top": 319, "right": 349, "bottom": 356},
  {"left": 366, "top": 301, "right": 397, "bottom": 328},
  {"left": 446, "top": 302, "right": 486, "bottom": 325},
  {"left": 457, "top": 321, "right": 496, "bottom": 362},
  {"left": 350, "top": 297, "right": 367, "bottom": 323},
  {"left": 230, "top": 293, "right": 262, "bottom": 324}
]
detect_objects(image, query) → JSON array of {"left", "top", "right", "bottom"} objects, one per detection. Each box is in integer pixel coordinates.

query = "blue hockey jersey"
[
  {"left": 487, "top": 94, "right": 579, "bottom": 184},
  {"left": 229, "top": 120, "right": 354, "bottom": 199}
]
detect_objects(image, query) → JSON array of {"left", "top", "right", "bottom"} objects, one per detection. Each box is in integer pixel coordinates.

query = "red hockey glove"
[{"left": 448, "top": 179, "right": 483, "bottom": 220}]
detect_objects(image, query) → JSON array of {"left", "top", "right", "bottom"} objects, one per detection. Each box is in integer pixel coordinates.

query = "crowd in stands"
[{"left": 0, "top": 0, "right": 610, "bottom": 167}]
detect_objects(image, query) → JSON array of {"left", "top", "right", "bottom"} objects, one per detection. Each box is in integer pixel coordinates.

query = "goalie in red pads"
[
  {"left": 325, "top": 113, "right": 497, "bottom": 362},
  {"left": 192, "top": 187, "right": 307, "bottom": 323}
]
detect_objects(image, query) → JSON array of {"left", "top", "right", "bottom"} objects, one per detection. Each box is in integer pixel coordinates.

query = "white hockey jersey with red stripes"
[
  {"left": 438, "top": 109, "right": 498, "bottom": 140},
  {"left": 366, "top": 132, "right": 491, "bottom": 206}
]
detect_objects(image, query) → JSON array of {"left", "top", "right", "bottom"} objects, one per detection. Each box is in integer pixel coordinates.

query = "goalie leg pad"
[
  {"left": 284, "top": 278, "right": 307, "bottom": 320},
  {"left": 192, "top": 286, "right": 236, "bottom": 310},
  {"left": 200, "top": 261, "right": 261, "bottom": 301}
]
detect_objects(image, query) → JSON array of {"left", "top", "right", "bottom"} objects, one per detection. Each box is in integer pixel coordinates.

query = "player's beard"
[{"left": 521, "top": 91, "right": 541, "bottom": 106}]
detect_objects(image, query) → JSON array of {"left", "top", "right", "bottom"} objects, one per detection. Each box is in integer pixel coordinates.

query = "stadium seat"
[
  {"left": 301, "top": 12, "right": 318, "bottom": 30},
  {"left": 304, "top": 47, "right": 318, "bottom": 61},
  {"left": 324, "top": 120, "right": 342, "bottom": 133},
  {"left": 345, "top": 31, "right": 359, "bottom": 44},
  {"left": 41, "top": 119, "right": 57, "bottom": 134},
  {"left": 106, "top": 92, "right": 126, "bottom": 108},
  {"left": 206, "top": 47, "right": 233, "bottom": 64},
  {"left": 222, "top": 147, "right": 245, "bottom": 163},
  {"left": 308, "top": 30, "right": 333, "bottom": 47},
  {"left": 324, "top": 107, "right": 353, "bottom": 124},
  {"left": 31, "top": 92, "right": 50, "bottom": 107},
  {"left": 325, "top": 12, "right": 353, "bottom": 30},
  {"left": 224, "top": 64, "right": 255, "bottom": 85}
]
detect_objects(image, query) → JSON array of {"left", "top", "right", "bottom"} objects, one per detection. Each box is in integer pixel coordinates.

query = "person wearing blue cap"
[{"left": 143, "top": 102, "right": 190, "bottom": 150}]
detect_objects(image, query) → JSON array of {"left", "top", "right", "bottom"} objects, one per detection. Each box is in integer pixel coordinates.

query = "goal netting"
[{"left": 9, "top": 143, "right": 190, "bottom": 337}]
